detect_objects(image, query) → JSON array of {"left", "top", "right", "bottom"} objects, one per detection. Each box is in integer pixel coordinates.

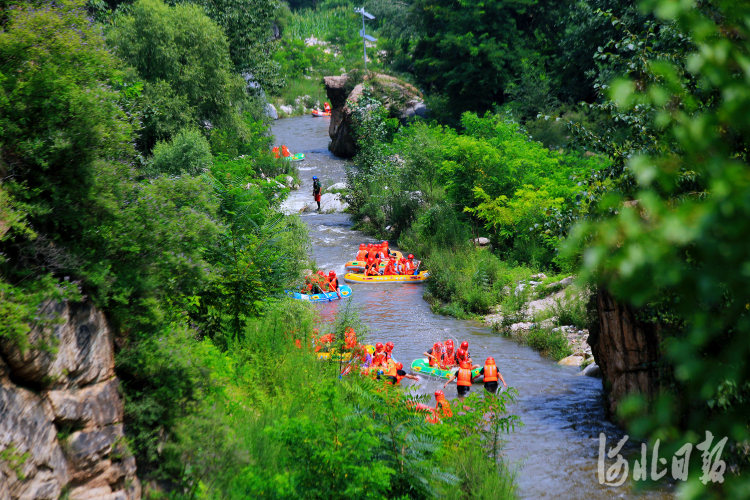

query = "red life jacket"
[
  {"left": 483, "top": 363, "right": 498, "bottom": 382},
  {"left": 457, "top": 367, "right": 472, "bottom": 387},
  {"left": 356, "top": 249, "right": 368, "bottom": 260},
  {"left": 436, "top": 399, "right": 453, "bottom": 418}
]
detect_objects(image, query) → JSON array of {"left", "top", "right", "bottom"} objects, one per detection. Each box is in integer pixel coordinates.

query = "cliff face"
[
  {"left": 590, "top": 289, "right": 662, "bottom": 418},
  {"left": 0, "top": 300, "right": 140, "bottom": 500},
  {"left": 324, "top": 73, "right": 425, "bottom": 158}
]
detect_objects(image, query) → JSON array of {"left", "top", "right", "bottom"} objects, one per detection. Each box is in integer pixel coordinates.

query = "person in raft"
[
  {"left": 383, "top": 256, "right": 401, "bottom": 276},
  {"left": 405, "top": 254, "right": 418, "bottom": 275},
  {"left": 456, "top": 341, "right": 480, "bottom": 369},
  {"left": 384, "top": 362, "right": 419, "bottom": 385},
  {"left": 356, "top": 243, "right": 368, "bottom": 260},
  {"left": 424, "top": 342, "right": 443, "bottom": 366},
  {"left": 327, "top": 270, "right": 342, "bottom": 298},
  {"left": 281, "top": 145, "right": 291, "bottom": 157},
  {"left": 312, "top": 175, "right": 322, "bottom": 211},
  {"left": 434, "top": 390, "right": 453, "bottom": 419},
  {"left": 324, "top": 102, "right": 331, "bottom": 113},
  {"left": 372, "top": 343, "right": 388, "bottom": 369},
  {"left": 441, "top": 339, "right": 457, "bottom": 368},
  {"left": 384, "top": 342, "right": 398, "bottom": 364},
  {"left": 444, "top": 361, "right": 476, "bottom": 397},
  {"left": 478, "top": 357, "right": 507, "bottom": 394}
]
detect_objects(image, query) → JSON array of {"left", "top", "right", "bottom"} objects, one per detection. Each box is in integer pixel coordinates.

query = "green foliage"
[
  {"left": 411, "top": 0, "right": 534, "bottom": 119},
  {"left": 524, "top": 327, "right": 572, "bottom": 361},
  {"left": 149, "top": 128, "right": 213, "bottom": 177},
  {"left": 108, "top": 0, "right": 250, "bottom": 151}
]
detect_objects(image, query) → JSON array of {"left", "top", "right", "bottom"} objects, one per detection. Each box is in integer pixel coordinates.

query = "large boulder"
[
  {"left": 303, "top": 192, "right": 349, "bottom": 213},
  {"left": 0, "top": 300, "right": 140, "bottom": 500},
  {"left": 324, "top": 73, "right": 424, "bottom": 158}
]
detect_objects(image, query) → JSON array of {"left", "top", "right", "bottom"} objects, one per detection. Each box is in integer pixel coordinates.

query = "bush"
[
  {"left": 149, "top": 128, "right": 213, "bottom": 177},
  {"left": 525, "top": 327, "right": 572, "bottom": 361}
]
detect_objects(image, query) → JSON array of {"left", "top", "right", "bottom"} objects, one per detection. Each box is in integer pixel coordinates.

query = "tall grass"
[{"left": 287, "top": 7, "right": 351, "bottom": 40}]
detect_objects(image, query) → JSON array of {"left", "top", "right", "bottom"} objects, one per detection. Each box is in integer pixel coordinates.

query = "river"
[{"left": 273, "top": 115, "right": 674, "bottom": 500}]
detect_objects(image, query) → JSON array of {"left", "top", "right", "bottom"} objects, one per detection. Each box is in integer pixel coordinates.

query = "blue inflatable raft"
[{"left": 286, "top": 285, "right": 353, "bottom": 302}]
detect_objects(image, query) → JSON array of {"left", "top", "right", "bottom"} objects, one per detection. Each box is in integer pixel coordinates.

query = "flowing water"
[{"left": 273, "top": 116, "right": 675, "bottom": 500}]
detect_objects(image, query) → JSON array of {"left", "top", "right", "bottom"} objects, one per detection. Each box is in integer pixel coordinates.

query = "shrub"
[
  {"left": 150, "top": 128, "right": 213, "bottom": 177},
  {"left": 525, "top": 327, "right": 573, "bottom": 361}
]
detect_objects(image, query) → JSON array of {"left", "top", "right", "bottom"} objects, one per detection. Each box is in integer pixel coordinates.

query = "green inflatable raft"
[{"left": 409, "top": 358, "right": 483, "bottom": 382}]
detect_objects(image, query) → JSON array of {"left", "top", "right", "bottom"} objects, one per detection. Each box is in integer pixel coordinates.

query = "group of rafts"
[{"left": 287, "top": 241, "right": 506, "bottom": 423}]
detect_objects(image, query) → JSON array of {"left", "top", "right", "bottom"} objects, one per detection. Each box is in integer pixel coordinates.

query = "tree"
[
  {"left": 411, "top": 0, "right": 535, "bottom": 118},
  {"left": 569, "top": 1, "right": 750, "bottom": 496},
  {"left": 108, "top": 0, "right": 250, "bottom": 151}
]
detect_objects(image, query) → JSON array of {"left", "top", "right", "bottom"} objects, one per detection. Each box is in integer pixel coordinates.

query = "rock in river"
[
  {"left": 303, "top": 192, "right": 349, "bottom": 213},
  {"left": 558, "top": 355, "right": 584, "bottom": 366},
  {"left": 581, "top": 363, "right": 602, "bottom": 378}
]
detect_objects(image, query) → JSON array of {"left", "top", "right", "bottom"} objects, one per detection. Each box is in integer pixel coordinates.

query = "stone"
[
  {"left": 514, "top": 283, "right": 526, "bottom": 295},
  {"left": 325, "top": 73, "right": 422, "bottom": 158},
  {"left": 285, "top": 176, "right": 294, "bottom": 187},
  {"left": 547, "top": 276, "right": 575, "bottom": 289},
  {"left": 558, "top": 355, "right": 585, "bottom": 366},
  {"left": 530, "top": 273, "right": 547, "bottom": 280},
  {"left": 266, "top": 103, "right": 278, "bottom": 120},
  {"left": 0, "top": 300, "right": 140, "bottom": 500},
  {"left": 400, "top": 100, "right": 428, "bottom": 122},
  {"left": 472, "top": 237, "right": 491, "bottom": 246},
  {"left": 279, "top": 104, "right": 294, "bottom": 115},
  {"left": 326, "top": 182, "right": 346, "bottom": 192},
  {"left": 303, "top": 192, "right": 349, "bottom": 213},
  {"left": 581, "top": 363, "right": 602, "bottom": 378}
]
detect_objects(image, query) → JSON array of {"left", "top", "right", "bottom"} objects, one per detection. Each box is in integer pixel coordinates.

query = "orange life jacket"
[
  {"left": 457, "top": 367, "right": 472, "bottom": 387},
  {"left": 356, "top": 249, "right": 368, "bottom": 260},
  {"left": 483, "top": 363, "right": 498, "bottom": 382},
  {"left": 324, "top": 102, "right": 331, "bottom": 112},
  {"left": 404, "top": 260, "right": 415, "bottom": 273},
  {"left": 436, "top": 398, "right": 453, "bottom": 418},
  {"left": 441, "top": 351, "right": 456, "bottom": 369},
  {"left": 272, "top": 146, "right": 280, "bottom": 158},
  {"left": 281, "top": 145, "right": 291, "bottom": 157},
  {"left": 344, "top": 328, "right": 357, "bottom": 349}
]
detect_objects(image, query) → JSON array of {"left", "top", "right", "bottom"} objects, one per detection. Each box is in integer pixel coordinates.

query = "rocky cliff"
[
  {"left": 589, "top": 289, "right": 662, "bottom": 418},
  {"left": 324, "top": 73, "right": 425, "bottom": 158},
  {"left": 0, "top": 300, "right": 140, "bottom": 500}
]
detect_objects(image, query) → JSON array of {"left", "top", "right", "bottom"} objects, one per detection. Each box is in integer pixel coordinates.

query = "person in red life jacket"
[
  {"left": 372, "top": 342, "right": 387, "bottom": 368},
  {"left": 281, "top": 144, "right": 291, "bottom": 157},
  {"left": 384, "top": 341, "right": 397, "bottom": 363},
  {"left": 384, "top": 362, "right": 418, "bottom": 385},
  {"left": 364, "top": 255, "right": 379, "bottom": 276},
  {"left": 397, "top": 257, "right": 407, "bottom": 275},
  {"left": 272, "top": 146, "right": 280, "bottom": 158},
  {"left": 328, "top": 270, "right": 342, "bottom": 298},
  {"left": 356, "top": 243, "right": 368, "bottom": 260},
  {"left": 441, "top": 340, "right": 457, "bottom": 368},
  {"left": 405, "top": 254, "right": 419, "bottom": 275},
  {"left": 456, "top": 341, "right": 479, "bottom": 368},
  {"left": 324, "top": 102, "right": 331, "bottom": 113},
  {"left": 434, "top": 390, "right": 453, "bottom": 418},
  {"left": 381, "top": 240, "right": 392, "bottom": 257},
  {"left": 444, "top": 361, "right": 475, "bottom": 396},
  {"left": 478, "top": 357, "right": 507, "bottom": 394},
  {"left": 375, "top": 243, "right": 387, "bottom": 260},
  {"left": 423, "top": 342, "right": 443, "bottom": 367}
]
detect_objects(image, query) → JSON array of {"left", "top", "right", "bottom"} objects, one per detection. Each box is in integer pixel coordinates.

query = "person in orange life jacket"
[
  {"left": 364, "top": 255, "right": 379, "bottom": 276},
  {"left": 479, "top": 357, "right": 507, "bottom": 394},
  {"left": 324, "top": 102, "right": 331, "bottom": 113},
  {"left": 383, "top": 257, "right": 399, "bottom": 275},
  {"left": 372, "top": 342, "right": 388, "bottom": 369},
  {"left": 381, "top": 240, "right": 392, "bottom": 257},
  {"left": 272, "top": 146, "right": 280, "bottom": 158},
  {"left": 384, "top": 342, "right": 398, "bottom": 364},
  {"left": 344, "top": 327, "right": 357, "bottom": 350},
  {"left": 328, "top": 270, "right": 342, "bottom": 298},
  {"left": 434, "top": 390, "right": 453, "bottom": 418},
  {"left": 423, "top": 342, "right": 443, "bottom": 367},
  {"left": 281, "top": 144, "right": 291, "bottom": 157},
  {"left": 406, "top": 254, "right": 419, "bottom": 275},
  {"left": 444, "top": 361, "right": 475, "bottom": 396},
  {"left": 384, "top": 362, "right": 418, "bottom": 385},
  {"left": 356, "top": 243, "right": 368, "bottom": 260},
  {"left": 456, "top": 341, "right": 480, "bottom": 369},
  {"left": 376, "top": 244, "right": 387, "bottom": 260}
]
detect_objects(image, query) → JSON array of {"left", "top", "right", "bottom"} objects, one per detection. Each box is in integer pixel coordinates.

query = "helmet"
[
  {"left": 329, "top": 270, "right": 336, "bottom": 277},
  {"left": 375, "top": 342, "right": 384, "bottom": 351},
  {"left": 385, "top": 342, "right": 394, "bottom": 352},
  {"left": 460, "top": 341, "right": 469, "bottom": 350},
  {"left": 367, "top": 243, "right": 373, "bottom": 248},
  {"left": 460, "top": 361, "right": 471, "bottom": 369},
  {"left": 445, "top": 339, "right": 454, "bottom": 347},
  {"left": 446, "top": 344, "right": 454, "bottom": 353},
  {"left": 395, "top": 362, "right": 403, "bottom": 370},
  {"left": 313, "top": 176, "right": 317, "bottom": 179},
  {"left": 457, "top": 348, "right": 467, "bottom": 358},
  {"left": 317, "top": 270, "right": 325, "bottom": 276},
  {"left": 433, "top": 341, "right": 443, "bottom": 351},
  {"left": 359, "top": 243, "right": 366, "bottom": 248},
  {"left": 486, "top": 357, "right": 496, "bottom": 365},
  {"left": 382, "top": 241, "right": 389, "bottom": 247},
  {"left": 408, "top": 254, "right": 414, "bottom": 259},
  {"left": 435, "top": 390, "right": 445, "bottom": 399}
]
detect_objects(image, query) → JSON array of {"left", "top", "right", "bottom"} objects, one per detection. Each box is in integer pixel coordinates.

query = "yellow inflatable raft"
[{"left": 343, "top": 271, "right": 430, "bottom": 284}]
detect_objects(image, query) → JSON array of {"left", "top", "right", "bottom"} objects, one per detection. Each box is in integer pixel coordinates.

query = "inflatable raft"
[
  {"left": 409, "top": 358, "right": 483, "bottom": 382},
  {"left": 344, "top": 251, "right": 405, "bottom": 271},
  {"left": 281, "top": 153, "right": 305, "bottom": 162},
  {"left": 317, "top": 343, "right": 374, "bottom": 361},
  {"left": 343, "top": 271, "right": 430, "bottom": 284},
  {"left": 311, "top": 110, "right": 331, "bottom": 117},
  {"left": 286, "top": 285, "right": 352, "bottom": 302}
]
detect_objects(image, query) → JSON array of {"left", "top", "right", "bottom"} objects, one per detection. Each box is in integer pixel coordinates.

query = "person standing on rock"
[{"left": 312, "top": 175, "right": 322, "bottom": 211}]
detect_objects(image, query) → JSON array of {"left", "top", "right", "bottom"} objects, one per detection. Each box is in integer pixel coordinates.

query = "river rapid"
[{"left": 273, "top": 116, "right": 674, "bottom": 500}]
